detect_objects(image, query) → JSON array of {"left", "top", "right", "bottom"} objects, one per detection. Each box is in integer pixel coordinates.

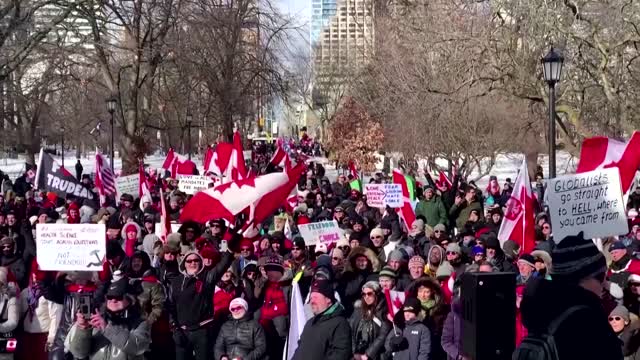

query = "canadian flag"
[
  {"left": 270, "top": 145, "right": 291, "bottom": 170},
  {"left": 180, "top": 163, "right": 305, "bottom": 224},
  {"left": 227, "top": 131, "right": 248, "bottom": 181},
  {"left": 384, "top": 289, "right": 407, "bottom": 316},
  {"left": 159, "top": 188, "right": 171, "bottom": 243},
  {"left": 577, "top": 131, "right": 640, "bottom": 193},
  {"left": 497, "top": 159, "right": 536, "bottom": 254},
  {"left": 138, "top": 161, "right": 152, "bottom": 211},
  {"left": 162, "top": 148, "right": 196, "bottom": 177},
  {"left": 435, "top": 170, "right": 452, "bottom": 189},
  {"left": 205, "top": 143, "right": 233, "bottom": 176},
  {"left": 392, "top": 169, "right": 416, "bottom": 229},
  {"left": 205, "top": 132, "right": 248, "bottom": 182}
]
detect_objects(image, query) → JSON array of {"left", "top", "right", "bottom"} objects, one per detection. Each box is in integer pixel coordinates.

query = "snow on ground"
[{"left": 0, "top": 150, "right": 579, "bottom": 189}]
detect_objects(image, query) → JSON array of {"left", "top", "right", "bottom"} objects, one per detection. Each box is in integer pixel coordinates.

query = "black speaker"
[{"left": 461, "top": 272, "right": 516, "bottom": 360}]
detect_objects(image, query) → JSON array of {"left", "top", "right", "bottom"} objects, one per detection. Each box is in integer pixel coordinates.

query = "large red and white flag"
[
  {"left": 384, "top": 289, "right": 407, "bottom": 316},
  {"left": 392, "top": 169, "right": 416, "bottom": 229},
  {"left": 577, "top": 131, "right": 640, "bottom": 193},
  {"left": 162, "top": 148, "right": 196, "bottom": 177},
  {"left": 180, "top": 163, "right": 305, "bottom": 224},
  {"left": 227, "top": 131, "right": 248, "bottom": 180},
  {"left": 497, "top": 159, "right": 536, "bottom": 254},
  {"left": 205, "top": 143, "right": 232, "bottom": 176},
  {"left": 95, "top": 152, "right": 116, "bottom": 206},
  {"left": 348, "top": 160, "right": 359, "bottom": 179},
  {"left": 203, "top": 146, "right": 213, "bottom": 172},
  {"left": 435, "top": 170, "right": 452, "bottom": 189},
  {"left": 270, "top": 145, "right": 290, "bottom": 169}
]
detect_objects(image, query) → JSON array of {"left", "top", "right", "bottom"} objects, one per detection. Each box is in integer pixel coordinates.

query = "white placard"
[
  {"left": 364, "top": 184, "right": 403, "bottom": 208},
  {"left": 154, "top": 223, "right": 182, "bottom": 238},
  {"left": 297, "top": 220, "right": 343, "bottom": 246},
  {"left": 36, "top": 224, "right": 106, "bottom": 271},
  {"left": 547, "top": 168, "right": 628, "bottom": 242},
  {"left": 116, "top": 174, "right": 140, "bottom": 198},
  {"left": 177, "top": 175, "right": 211, "bottom": 194}
]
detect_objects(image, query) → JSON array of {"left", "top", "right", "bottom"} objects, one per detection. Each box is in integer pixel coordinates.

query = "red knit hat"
[
  {"left": 123, "top": 223, "right": 138, "bottom": 235},
  {"left": 68, "top": 202, "right": 79, "bottom": 211},
  {"left": 200, "top": 245, "right": 220, "bottom": 264},
  {"left": 46, "top": 192, "right": 58, "bottom": 203},
  {"left": 239, "top": 239, "right": 253, "bottom": 251},
  {"left": 297, "top": 215, "right": 311, "bottom": 225}
]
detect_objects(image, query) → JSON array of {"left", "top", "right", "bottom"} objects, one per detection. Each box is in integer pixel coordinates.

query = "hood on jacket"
[
  {"left": 178, "top": 221, "right": 202, "bottom": 239},
  {"left": 427, "top": 245, "right": 445, "bottom": 266},
  {"left": 129, "top": 250, "right": 152, "bottom": 278},
  {"left": 121, "top": 221, "right": 142, "bottom": 241},
  {"left": 346, "top": 246, "right": 381, "bottom": 272},
  {"left": 531, "top": 250, "right": 552, "bottom": 273},
  {"left": 407, "top": 277, "right": 444, "bottom": 306},
  {"left": 179, "top": 251, "right": 204, "bottom": 276}
]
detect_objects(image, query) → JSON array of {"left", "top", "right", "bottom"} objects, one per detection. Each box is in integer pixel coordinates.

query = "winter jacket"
[
  {"left": 292, "top": 302, "right": 352, "bottom": 360},
  {"left": 67, "top": 307, "right": 150, "bottom": 360},
  {"left": 449, "top": 200, "right": 482, "bottom": 231},
  {"left": 520, "top": 278, "right": 623, "bottom": 360},
  {"left": 130, "top": 272, "right": 165, "bottom": 324},
  {"left": 338, "top": 246, "right": 381, "bottom": 316},
  {"left": 19, "top": 288, "right": 63, "bottom": 344},
  {"left": 214, "top": 315, "right": 267, "bottom": 360},
  {"left": 609, "top": 255, "right": 640, "bottom": 288},
  {"left": 169, "top": 250, "right": 233, "bottom": 329},
  {"left": 618, "top": 321, "right": 640, "bottom": 360},
  {"left": 385, "top": 318, "right": 431, "bottom": 360},
  {"left": 441, "top": 303, "right": 462, "bottom": 360},
  {"left": 0, "top": 290, "right": 18, "bottom": 333},
  {"left": 415, "top": 197, "right": 448, "bottom": 228},
  {"left": 349, "top": 299, "right": 392, "bottom": 360}
]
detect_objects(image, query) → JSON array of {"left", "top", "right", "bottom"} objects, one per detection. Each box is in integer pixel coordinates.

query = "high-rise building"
[
  {"left": 313, "top": 0, "right": 374, "bottom": 69},
  {"left": 311, "top": 0, "right": 338, "bottom": 47}
]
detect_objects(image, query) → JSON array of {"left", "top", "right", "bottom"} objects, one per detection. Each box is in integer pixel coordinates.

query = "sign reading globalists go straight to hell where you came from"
[
  {"left": 35, "top": 224, "right": 106, "bottom": 271},
  {"left": 547, "top": 168, "right": 628, "bottom": 242},
  {"left": 116, "top": 174, "right": 140, "bottom": 199},
  {"left": 298, "top": 220, "right": 343, "bottom": 246},
  {"left": 177, "top": 175, "right": 212, "bottom": 195},
  {"left": 364, "top": 184, "right": 403, "bottom": 208}
]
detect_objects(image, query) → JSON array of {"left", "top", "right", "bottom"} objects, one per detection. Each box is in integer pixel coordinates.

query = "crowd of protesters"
[{"left": 0, "top": 151, "right": 638, "bottom": 360}]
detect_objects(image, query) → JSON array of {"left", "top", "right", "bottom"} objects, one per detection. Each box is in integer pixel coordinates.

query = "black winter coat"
[
  {"left": 520, "top": 278, "right": 623, "bottom": 360},
  {"left": 169, "top": 250, "right": 233, "bottom": 329},
  {"left": 349, "top": 300, "right": 391, "bottom": 360},
  {"left": 214, "top": 315, "right": 267, "bottom": 360},
  {"left": 292, "top": 302, "right": 352, "bottom": 360}
]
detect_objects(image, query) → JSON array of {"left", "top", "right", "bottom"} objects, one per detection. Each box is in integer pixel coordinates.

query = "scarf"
[
  {"left": 421, "top": 299, "right": 436, "bottom": 312},
  {"left": 27, "top": 283, "right": 43, "bottom": 321}
]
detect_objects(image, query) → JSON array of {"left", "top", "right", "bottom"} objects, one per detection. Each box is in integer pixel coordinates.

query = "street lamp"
[
  {"left": 186, "top": 112, "right": 193, "bottom": 160},
  {"left": 106, "top": 97, "right": 117, "bottom": 171},
  {"left": 61, "top": 126, "right": 65, "bottom": 169},
  {"left": 541, "top": 47, "right": 564, "bottom": 179}
]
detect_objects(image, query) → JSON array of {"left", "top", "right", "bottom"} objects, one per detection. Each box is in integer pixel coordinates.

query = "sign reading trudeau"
[
  {"left": 36, "top": 224, "right": 106, "bottom": 271},
  {"left": 177, "top": 175, "right": 211, "bottom": 195},
  {"left": 365, "top": 184, "right": 403, "bottom": 208},
  {"left": 298, "top": 220, "right": 343, "bottom": 246},
  {"left": 547, "top": 168, "right": 628, "bottom": 242}
]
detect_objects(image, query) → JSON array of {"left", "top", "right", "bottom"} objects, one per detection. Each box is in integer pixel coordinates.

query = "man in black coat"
[
  {"left": 519, "top": 232, "right": 623, "bottom": 360},
  {"left": 292, "top": 279, "right": 351, "bottom": 360}
]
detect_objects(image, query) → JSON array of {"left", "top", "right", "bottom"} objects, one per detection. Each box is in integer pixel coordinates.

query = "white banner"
[
  {"left": 36, "top": 224, "right": 106, "bottom": 271},
  {"left": 154, "top": 223, "right": 182, "bottom": 238},
  {"left": 547, "top": 168, "right": 628, "bottom": 242},
  {"left": 116, "top": 174, "right": 140, "bottom": 198},
  {"left": 177, "top": 175, "right": 211, "bottom": 194},
  {"left": 297, "top": 220, "right": 343, "bottom": 246},
  {"left": 364, "top": 183, "right": 403, "bottom": 208}
]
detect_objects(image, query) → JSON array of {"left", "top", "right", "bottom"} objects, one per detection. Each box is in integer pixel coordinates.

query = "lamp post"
[
  {"left": 61, "top": 126, "right": 65, "bottom": 168},
  {"left": 186, "top": 112, "right": 193, "bottom": 160},
  {"left": 541, "top": 47, "right": 564, "bottom": 179},
  {"left": 106, "top": 97, "right": 117, "bottom": 171}
]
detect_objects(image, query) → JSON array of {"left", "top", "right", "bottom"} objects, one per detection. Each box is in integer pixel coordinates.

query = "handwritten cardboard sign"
[
  {"left": 547, "top": 168, "right": 628, "bottom": 242},
  {"left": 36, "top": 224, "right": 106, "bottom": 271},
  {"left": 297, "top": 220, "right": 343, "bottom": 246},
  {"left": 177, "top": 175, "right": 211, "bottom": 195},
  {"left": 365, "top": 184, "right": 403, "bottom": 208},
  {"left": 116, "top": 174, "right": 140, "bottom": 198}
]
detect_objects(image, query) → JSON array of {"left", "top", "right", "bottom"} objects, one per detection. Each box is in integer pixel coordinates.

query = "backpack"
[{"left": 512, "top": 305, "right": 588, "bottom": 360}]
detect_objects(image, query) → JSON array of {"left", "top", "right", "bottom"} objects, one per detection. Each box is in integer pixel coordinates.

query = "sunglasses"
[
  {"left": 292, "top": 247, "right": 302, "bottom": 251},
  {"left": 339, "top": 246, "right": 349, "bottom": 250},
  {"left": 230, "top": 307, "right": 245, "bottom": 312},
  {"left": 211, "top": 224, "right": 221, "bottom": 228},
  {"left": 446, "top": 251, "right": 458, "bottom": 255},
  {"left": 1, "top": 245, "right": 11, "bottom": 249},
  {"left": 543, "top": 226, "right": 550, "bottom": 230},
  {"left": 434, "top": 230, "right": 443, "bottom": 233},
  {"left": 185, "top": 258, "right": 201, "bottom": 264},
  {"left": 609, "top": 316, "right": 623, "bottom": 322},
  {"left": 631, "top": 283, "right": 640, "bottom": 287},
  {"left": 332, "top": 257, "right": 342, "bottom": 261},
  {"left": 371, "top": 236, "right": 382, "bottom": 240},
  {"left": 361, "top": 291, "right": 375, "bottom": 297},
  {"left": 107, "top": 295, "right": 124, "bottom": 301}
]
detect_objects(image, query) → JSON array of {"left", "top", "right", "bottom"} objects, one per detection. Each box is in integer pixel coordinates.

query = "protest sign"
[
  {"left": 547, "top": 168, "right": 628, "bottom": 242},
  {"left": 364, "top": 184, "right": 403, "bottom": 208},
  {"left": 116, "top": 174, "right": 140, "bottom": 198},
  {"left": 36, "top": 224, "right": 106, "bottom": 271},
  {"left": 177, "top": 175, "right": 211, "bottom": 195},
  {"left": 154, "top": 223, "right": 182, "bottom": 238},
  {"left": 297, "top": 220, "right": 343, "bottom": 246}
]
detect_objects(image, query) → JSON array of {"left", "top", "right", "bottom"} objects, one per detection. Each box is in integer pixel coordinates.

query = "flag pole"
[{"left": 34, "top": 148, "right": 44, "bottom": 191}]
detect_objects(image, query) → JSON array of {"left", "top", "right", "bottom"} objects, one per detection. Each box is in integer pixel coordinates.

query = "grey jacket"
[
  {"left": 386, "top": 319, "right": 431, "bottom": 360},
  {"left": 67, "top": 309, "right": 150, "bottom": 360}
]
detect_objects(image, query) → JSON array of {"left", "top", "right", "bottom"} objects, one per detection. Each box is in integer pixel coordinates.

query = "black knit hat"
[
  {"left": 550, "top": 232, "right": 607, "bottom": 284},
  {"left": 293, "top": 237, "right": 306, "bottom": 249},
  {"left": 310, "top": 278, "right": 335, "bottom": 301},
  {"left": 402, "top": 297, "right": 421, "bottom": 315}
]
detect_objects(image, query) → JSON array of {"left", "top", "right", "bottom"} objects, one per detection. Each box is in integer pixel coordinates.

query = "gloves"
[{"left": 389, "top": 335, "right": 408, "bottom": 352}]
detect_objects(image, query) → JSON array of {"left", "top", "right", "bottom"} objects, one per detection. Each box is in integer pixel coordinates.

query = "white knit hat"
[{"left": 229, "top": 297, "right": 248, "bottom": 312}]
